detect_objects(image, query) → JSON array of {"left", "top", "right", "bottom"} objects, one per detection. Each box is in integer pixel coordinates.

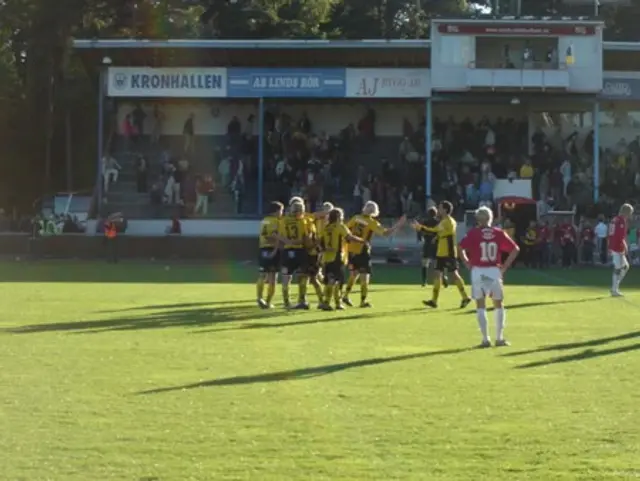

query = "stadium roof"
[{"left": 72, "top": 38, "right": 640, "bottom": 51}]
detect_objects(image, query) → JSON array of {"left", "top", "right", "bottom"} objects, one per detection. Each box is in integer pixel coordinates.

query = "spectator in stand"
[
  {"left": 102, "top": 153, "right": 121, "bottom": 193},
  {"left": 519, "top": 158, "right": 534, "bottom": 179},
  {"left": 122, "top": 114, "right": 135, "bottom": 151},
  {"left": 183, "top": 113, "right": 195, "bottom": 155},
  {"left": 580, "top": 220, "right": 595, "bottom": 264},
  {"left": 594, "top": 215, "right": 608, "bottom": 264},
  {"left": 560, "top": 220, "right": 577, "bottom": 268},
  {"left": 560, "top": 158, "right": 572, "bottom": 199},
  {"left": 218, "top": 151, "right": 232, "bottom": 188},
  {"left": 151, "top": 105, "right": 165, "bottom": 145},
  {"left": 539, "top": 220, "right": 552, "bottom": 268},
  {"left": 132, "top": 104, "right": 146, "bottom": 143},
  {"left": 136, "top": 155, "right": 148, "bottom": 193}
]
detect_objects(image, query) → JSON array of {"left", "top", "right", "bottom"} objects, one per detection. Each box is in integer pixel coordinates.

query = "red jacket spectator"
[
  {"left": 560, "top": 223, "right": 577, "bottom": 246},
  {"left": 581, "top": 226, "right": 595, "bottom": 243}
]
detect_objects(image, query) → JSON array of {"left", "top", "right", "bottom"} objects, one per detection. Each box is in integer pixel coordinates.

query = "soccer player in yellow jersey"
[
  {"left": 275, "top": 201, "right": 313, "bottom": 309},
  {"left": 343, "top": 201, "right": 406, "bottom": 308},
  {"left": 304, "top": 201, "right": 334, "bottom": 307},
  {"left": 256, "top": 201, "right": 284, "bottom": 309},
  {"left": 319, "top": 208, "right": 367, "bottom": 311},
  {"left": 412, "top": 200, "right": 471, "bottom": 309}
]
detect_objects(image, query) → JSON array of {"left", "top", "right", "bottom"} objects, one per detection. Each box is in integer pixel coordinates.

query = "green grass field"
[{"left": 0, "top": 260, "right": 639, "bottom": 481}]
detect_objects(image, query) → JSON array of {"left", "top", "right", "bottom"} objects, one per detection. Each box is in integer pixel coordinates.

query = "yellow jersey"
[
  {"left": 320, "top": 222, "right": 352, "bottom": 265},
  {"left": 346, "top": 215, "right": 386, "bottom": 255},
  {"left": 278, "top": 214, "right": 310, "bottom": 249},
  {"left": 259, "top": 215, "right": 280, "bottom": 248},
  {"left": 418, "top": 215, "right": 457, "bottom": 258},
  {"left": 523, "top": 227, "right": 538, "bottom": 246}
]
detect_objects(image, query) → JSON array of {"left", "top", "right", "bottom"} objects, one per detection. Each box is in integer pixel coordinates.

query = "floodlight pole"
[
  {"left": 257, "top": 97, "right": 264, "bottom": 215},
  {"left": 593, "top": 100, "right": 600, "bottom": 202},
  {"left": 425, "top": 97, "right": 432, "bottom": 199},
  {"left": 96, "top": 68, "right": 105, "bottom": 212}
]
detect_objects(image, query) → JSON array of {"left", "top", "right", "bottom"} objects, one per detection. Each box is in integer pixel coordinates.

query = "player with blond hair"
[
  {"left": 608, "top": 203, "right": 634, "bottom": 297},
  {"left": 343, "top": 201, "right": 406, "bottom": 307},
  {"left": 459, "top": 206, "right": 520, "bottom": 347}
]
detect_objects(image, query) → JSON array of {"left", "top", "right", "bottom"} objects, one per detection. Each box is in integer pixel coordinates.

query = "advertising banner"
[
  {"left": 227, "top": 68, "right": 345, "bottom": 97},
  {"left": 345, "top": 69, "right": 431, "bottom": 98},
  {"left": 600, "top": 77, "right": 640, "bottom": 100},
  {"left": 107, "top": 67, "right": 227, "bottom": 97}
]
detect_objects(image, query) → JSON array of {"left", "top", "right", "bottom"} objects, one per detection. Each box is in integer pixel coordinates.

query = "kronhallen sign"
[
  {"left": 345, "top": 69, "right": 431, "bottom": 98},
  {"left": 107, "top": 67, "right": 227, "bottom": 98}
]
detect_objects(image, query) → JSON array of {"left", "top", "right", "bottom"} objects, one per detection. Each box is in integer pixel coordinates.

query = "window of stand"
[{"left": 474, "top": 36, "right": 560, "bottom": 70}]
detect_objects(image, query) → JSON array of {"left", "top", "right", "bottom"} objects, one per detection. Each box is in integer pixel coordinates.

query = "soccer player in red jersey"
[
  {"left": 609, "top": 203, "right": 634, "bottom": 296},
  {"left": 459, "top": 207, "right": 520, "bottom": 348}
]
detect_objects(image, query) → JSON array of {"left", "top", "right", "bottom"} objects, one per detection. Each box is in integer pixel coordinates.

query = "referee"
[{"left": 418, "top": 207, "right": 447, "bottom": 288}]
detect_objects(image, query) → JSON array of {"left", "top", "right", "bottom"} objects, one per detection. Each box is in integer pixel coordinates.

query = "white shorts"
[
  {"left": 471, "top": 267, "right": 504, "bottom": 301},
  {"left": 611, "top": 252, "right": 629, "bottom": 270}
]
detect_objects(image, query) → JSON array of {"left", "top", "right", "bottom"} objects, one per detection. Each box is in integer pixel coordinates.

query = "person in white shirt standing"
[
  {"left": 594, "top": 216, "right": 608, "bottom": 264},
  {"left": 102, "top": 154, "right": 121, "bottom": 193}
]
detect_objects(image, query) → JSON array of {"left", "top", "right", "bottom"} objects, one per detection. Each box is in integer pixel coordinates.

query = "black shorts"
[
  {"left": 306, "top": 253, "right": 321, "bottom": 276},
  {"left": 323, "top": 260, "right": 345, "bottom": 285},
  {"left": 258, "top": 248, "right": 280, "bottom": 273},
  {"left": 348, "top": 252, "right": 372, "bottom": 274},
  {"left": 435, "top": 256, "right": 458, "bottom": 273},
  {"left": 281, "top": 248, "right": 308, "bottom": 275},
  {"left": 422, "top": 243, "right": 437, "bottom": 260}
]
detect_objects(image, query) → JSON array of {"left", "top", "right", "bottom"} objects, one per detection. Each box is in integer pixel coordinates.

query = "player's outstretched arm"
[
  {"left": 380, "top": 215, "right": 407, "bottom": 236},
  {"left": 411, "top": 219, "right": 438, "bottom": 234}
]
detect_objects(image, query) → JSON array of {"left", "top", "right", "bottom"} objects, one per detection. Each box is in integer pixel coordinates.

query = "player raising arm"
[
  {"left": 459, "top": 206, "right": 520, "bottom": 348},
  {"left": 413, "top": 200, "right": 471, "bottom": 309},
  {"left": 319, "top": 208, "right": 367, "bottom": 311},
  {"left": 609, "top": 203, "right": 634, "bottom": 297},
  {"left": 343, "top": 201, "right": 406, "bottom": 308}
]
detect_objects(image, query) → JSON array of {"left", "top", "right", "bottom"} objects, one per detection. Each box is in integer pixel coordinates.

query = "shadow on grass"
[
  {"left": 137, "top": 347, "right": 471, "bottom": 395},
  {"left": 504, "top": 330, "right": 640, "bottom": 369},
  {"left": 454, "top": 296, "right": 607, "bottom": 315},
  {"left": 515, "top": 343, "right": 640, "bottom": 369},
  {"left": 4, "top": 305, "right": 282, "bottom": 334},
  {"left": 0, "top": 260, "right": 633, "bottom": 287},
  {"left": 504, "top": 330, "right": 640, "bottom": 357},
  {"left": 195, "top": 308, "right": 426, "bottom": 333}
]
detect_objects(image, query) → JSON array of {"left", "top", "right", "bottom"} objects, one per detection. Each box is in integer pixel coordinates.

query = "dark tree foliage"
[{"left": 0, "top": 0, "right": 638, "bottom": 210}]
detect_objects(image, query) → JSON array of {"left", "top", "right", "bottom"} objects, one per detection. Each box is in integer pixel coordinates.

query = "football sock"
[
  {"left": 612, "top": 270, "right": 620, "bottom": 291},
  {"left": 311, "top": 278, "right": 324, "bottom": 303},
  {"left": 266, "top": 283, "right": 276, "bottom": 304},
  {"left": 333, "top": 285, "right": 341, "bottom": 305},
  {"left": 476, "top": 308, "right": 489, "bottom": 342},
  {"left": 298, "top": 277, "right": 308, "bottom": 303},
  {"left": 454, "top": 277, "right": 468, "bottom": 299},
  {"left": 323, "top": 284, "right": 333, "bottom": 304},
  {"left": 495, "top": 308, "right": 506, "bottom": 341},
  {"left": 282, "top": 283, "right": 290, "bottom": 305},
  {"left": 432, "top": 276, "right": 441, "bottom": 302},
  {"left": 256, "top": 277, "right": 265, "bottom": 300},
  {"left": 360, "top": 281, "right": 369, "bottom": 302},
  {"left": 421, "top": 267, "right": 427, "bottom": 285},
  {"left": 345, "top": 275, "right": 356, "bottom": 296}
]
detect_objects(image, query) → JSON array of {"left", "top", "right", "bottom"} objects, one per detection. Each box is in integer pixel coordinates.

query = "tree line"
[{"left": 0, "top": 0, "right": 639, "bottom": 210}]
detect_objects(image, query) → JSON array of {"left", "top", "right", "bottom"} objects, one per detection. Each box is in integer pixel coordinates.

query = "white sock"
[
  {"left": 495, "top": 308, "right": 506, "bottom": 341},
  {"left": 612, "top": 271, "right": 620, "bottom": 291},
  {"left": 476, "top": 308, "right": 489, "bottom": 342}
]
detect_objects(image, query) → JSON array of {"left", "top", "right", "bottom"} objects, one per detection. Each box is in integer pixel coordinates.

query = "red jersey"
[
  {"left": 560, "top": 224, "right": 576, "bottom": 245},
  {"left": 539, "top": 225, "right": 552, "bottom": 243},
  {"left": 460, "top": 226, "right": 518, "bottom": 268},
  {"left": 581, "top": 226, "right": 594, "bottom": 243},
  {"left": 608, "top": 215, "right": 627, "bottom": 253}
]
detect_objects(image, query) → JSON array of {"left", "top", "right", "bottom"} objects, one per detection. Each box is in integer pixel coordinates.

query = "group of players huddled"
[
  {"left": 257, "top": 197, "right": 405, "bottom": 312},
  {"left": 257, "top": 195, "right": 635, "bottom": 347}
]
